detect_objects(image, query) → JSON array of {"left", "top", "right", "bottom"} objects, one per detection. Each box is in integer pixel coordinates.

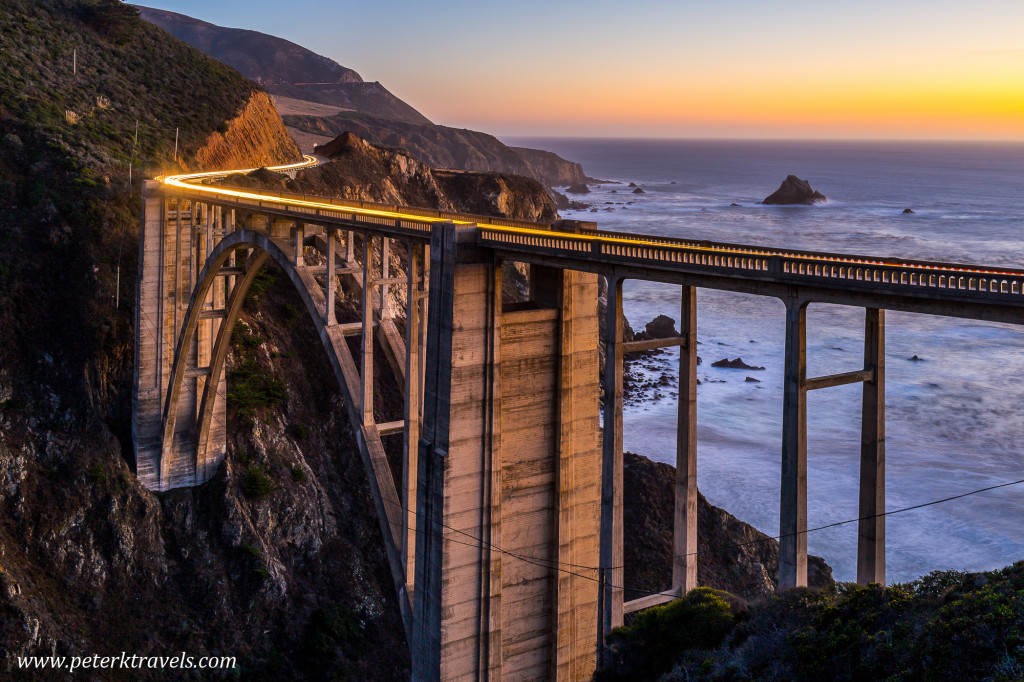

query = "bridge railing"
[
  {"left": 161, "top": 180, "right": 1024, "bottom": 305},
  {"left": 479, "top": 225, "right": 1024, "bottom": 304}
]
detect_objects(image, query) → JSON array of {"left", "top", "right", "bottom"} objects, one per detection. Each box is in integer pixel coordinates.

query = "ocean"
[{"left": 504, "top": 137, "right": 1024, "bottom": 583}]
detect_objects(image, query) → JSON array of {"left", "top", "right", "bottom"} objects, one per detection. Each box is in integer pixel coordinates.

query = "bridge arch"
[
  {"left": 160, "top": 229, "right": 336, "bottom": 486},
  {"left": 132, "top": 192, "right": 417, "bottom": 637}
]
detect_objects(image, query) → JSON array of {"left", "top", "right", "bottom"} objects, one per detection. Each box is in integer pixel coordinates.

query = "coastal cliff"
[
  {"left": 286, "top": 111, "right": 587, "bottom": 188},
  {"left": 192, "top": 90, "right": 302, "bottom": 171}
]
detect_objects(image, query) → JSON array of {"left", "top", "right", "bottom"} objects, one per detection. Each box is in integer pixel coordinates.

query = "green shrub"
[
  {"left": 598, "top": 588, "right": 738, "bottom": 681},
  {"left": 240, "top": 465, "right": 275, "bottom": 499},
  {"left": 227, "top": 355, "right": 286, "bottom": 416},
  {"left": 290, "top": 465, "right": 305, "bottom": 483},
  {"left": 239, "top": 542, "right": 259, "bottom": 558},
  {"left": 232, "top": 321, "right": 263, "bottom": 348},
  {"left": 304, "top": 604, "right": 364, "bottom": 665}
]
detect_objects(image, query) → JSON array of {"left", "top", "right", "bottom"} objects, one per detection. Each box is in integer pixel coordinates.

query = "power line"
[{"left": 370, "top": 473, "right": 1024, "bottom": 600}]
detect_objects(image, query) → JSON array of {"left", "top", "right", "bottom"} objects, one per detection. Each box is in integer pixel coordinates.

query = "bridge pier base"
[{"left": 414, "top": 224, "right": 601, "bottom": 681}]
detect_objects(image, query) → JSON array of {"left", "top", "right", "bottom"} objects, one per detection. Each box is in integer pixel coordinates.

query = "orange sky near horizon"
[{"left": 140, "top": 0, "right": 1024, "bottom": 140}]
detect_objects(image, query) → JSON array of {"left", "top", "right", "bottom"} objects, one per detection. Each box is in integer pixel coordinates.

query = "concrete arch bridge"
[{"left": 133, "top": 157, "right": 1024, "bottom": 680}]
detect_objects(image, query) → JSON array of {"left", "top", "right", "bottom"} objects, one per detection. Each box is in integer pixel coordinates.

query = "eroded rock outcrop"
[
  {"left": 762, "top": 174, "right": 827, "bottom": 205},
  {"left": 193, "top": 91, "right": 302, "bottom": 171}
]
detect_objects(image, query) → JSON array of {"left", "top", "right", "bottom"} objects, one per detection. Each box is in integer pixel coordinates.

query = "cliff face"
[
  {"left": 257, "top": 132, "right": 560, "bottom": 224},
  {"left": 510, "top": 146, "right": 587, "bottom": 186},
  {"left": 624, "top": 452, "right": 833, "bottom": 602},
  {"left": 288, "top": 111, "right": 586, "bottom": 188},
  {"left": 193, "top": 90, "right": 302, "bottom": 171}
]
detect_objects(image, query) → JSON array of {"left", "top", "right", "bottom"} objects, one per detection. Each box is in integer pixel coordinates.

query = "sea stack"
[{"left": 763, "top": 174, "right": 827, "bottom": 205}]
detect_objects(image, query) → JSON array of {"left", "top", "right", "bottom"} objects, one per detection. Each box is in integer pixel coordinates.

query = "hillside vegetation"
[
  {"left": 598, "top": 564, "right": 1024, "bottom": 681},
  {"left": 138, "top": 5, "right": 433, "bottom": 126}
]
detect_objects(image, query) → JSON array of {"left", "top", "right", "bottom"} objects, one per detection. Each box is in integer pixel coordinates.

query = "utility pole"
[
  {"left": 173, "top": 127, "right": 179, "bottom": 164},
  {"left": 128, "top": 119, "right": 138, "bottom": 188},
  {"left": 73, "top": 48, "right": 76, "bottom": 76}
]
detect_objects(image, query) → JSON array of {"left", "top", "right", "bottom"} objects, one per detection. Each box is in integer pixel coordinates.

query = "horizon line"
[{"left": 495, "top": 134, "right": 1024, "bottom": 145}]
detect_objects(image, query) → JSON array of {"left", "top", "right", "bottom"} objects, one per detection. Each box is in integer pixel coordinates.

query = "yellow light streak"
[{"left": 160, "top": 157, "right": 1022, "bottom": 278}]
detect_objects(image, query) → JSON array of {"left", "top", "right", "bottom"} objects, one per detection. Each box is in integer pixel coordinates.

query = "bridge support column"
[
  {"left": 673, "top": 285, "right": 698, "bottom": 594},
  {"left": 858, "top": 308, "right": 885, "bottom": 584},
  {"left": 414, "top": 225, "right": 601, "bottom": 681},
  {"left": 780, "top": 296, "right": 808, "bottom": 589},
  {"left": 598, "top": 275, "right": 625, "bottom": 659},
  {"left": 403, "top": 243, "right": 425, "bottom": 596}
]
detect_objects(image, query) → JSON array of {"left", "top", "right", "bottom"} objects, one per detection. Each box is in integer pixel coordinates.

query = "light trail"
[{"left": 160, "top": 157, "right": 1024, "bottom": 279}]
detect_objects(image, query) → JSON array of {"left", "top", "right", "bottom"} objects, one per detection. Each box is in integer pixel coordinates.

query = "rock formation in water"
[
  {"left": 711, "top": 357, "right": 765, "bottom": 370},
  {"left": 762, "top": 174, "right": 827, "bottom": 205}
]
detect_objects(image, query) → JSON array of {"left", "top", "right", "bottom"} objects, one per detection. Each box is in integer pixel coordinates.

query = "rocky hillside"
[
  {"left": 192, "top": 90, "right": 300, "bottom": 171},
  {"left": 624, "top": 452, "right": 832, "bottom": 602},
  {"left": 290, "top": 110, "right": 588, "bottom": 187},
  {"left": 222, "top": 132, "right": 561, "bottom": 224},
  {"left": 137, "top": 5, "right": 432, "bottom": 126}
]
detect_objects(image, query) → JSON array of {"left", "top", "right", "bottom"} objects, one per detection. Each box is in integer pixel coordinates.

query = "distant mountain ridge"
[
  {"left": 136, "top": 6, "right": 432, "bottom": 125},
  {"left": 136, "top": 6, "right": 590, "bottom": 189}
]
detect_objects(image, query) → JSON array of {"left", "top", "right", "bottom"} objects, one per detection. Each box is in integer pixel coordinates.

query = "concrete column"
[
  {"left": 858, "top": 308, "right": 886, "bottom": 584},
  {"left": 419, "top": 244, "right": 430, "bottom": 418},
  {"left": 673, "top": 285, "right": 698, "bottom": 594},
  {"left": 780, "top": 296, "right": 808, "bottom": 589},
  {"left": 555, "top": 268, "right": 601, "bottom": 681},
  {"left": 598, "top": 275, "right": 624, "bottom": 654},
  {"left": 325, "top": 228, "right": 336, "bottom": 326},
  {"left": 346, "top": 229, "right": 355, "bottom": 263},
  {"left": 294, "top": 222, "right": 305, "bottom": 266},
  {"left": 403, "top": 242, "right": 422, "bottom": 594},
  {"left": 382, "top": 236, "right": 390, "bottom": 319},
  {"left": 361, "top": 233, "right": 375, "bottom": 426},
  {"left": 133, "top": 182, "right": 168, "bottom": 489},
  {"left": 414, "top": 222, "right": 484, "bottom": 681}
]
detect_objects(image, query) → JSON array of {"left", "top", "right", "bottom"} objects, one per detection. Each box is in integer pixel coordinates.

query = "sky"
[{"left": 136, "top": 0, "right": 1024, "bottom": 140}]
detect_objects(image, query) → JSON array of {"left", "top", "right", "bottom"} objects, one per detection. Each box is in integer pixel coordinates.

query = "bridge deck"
[{"left": 161, "top": 161, "right": 1024, "bottom": 324}]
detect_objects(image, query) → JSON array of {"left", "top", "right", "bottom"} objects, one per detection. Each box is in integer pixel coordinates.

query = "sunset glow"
[{"left": 137, "top": 0, "right": 1024, "bottom": 140}]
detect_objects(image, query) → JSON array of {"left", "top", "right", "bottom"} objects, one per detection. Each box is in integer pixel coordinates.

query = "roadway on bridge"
[{"left": 161, "top": 156, "right": 1023, "bottom": 280}]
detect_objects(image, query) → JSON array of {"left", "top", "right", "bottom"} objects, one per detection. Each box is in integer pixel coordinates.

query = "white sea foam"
[{"left": 527, "top": 138, "right": 1024, "bottom": 582}]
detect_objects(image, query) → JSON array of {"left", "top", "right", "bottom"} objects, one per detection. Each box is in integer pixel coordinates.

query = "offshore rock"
[
  {"left": 566, "top": 183, "right": 590, "bottom": 194},
  {"left": 762, "top": 174, "right": 827, "bottom": 205},
  {"left": 711, "top": 357, "right": 765, "bottom": 370},
  {"left": 637, "top": 314, "right": 679, "bottom": 340}
]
